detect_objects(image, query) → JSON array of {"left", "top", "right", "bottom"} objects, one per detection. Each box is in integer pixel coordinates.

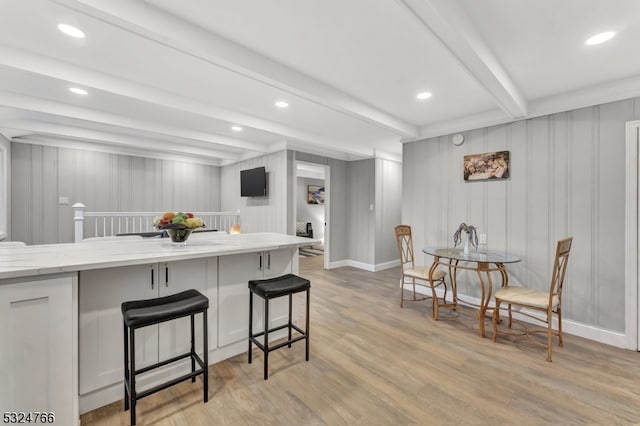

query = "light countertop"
[{"left": 0, "top": 232, "right": 318, "bottom": 280}]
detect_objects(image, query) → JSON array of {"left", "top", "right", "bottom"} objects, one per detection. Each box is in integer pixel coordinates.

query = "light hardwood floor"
[{"left": 81, "top": 255, "right": 640, "bottom": 425}]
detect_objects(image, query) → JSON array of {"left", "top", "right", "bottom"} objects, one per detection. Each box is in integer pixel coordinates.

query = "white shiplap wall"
[
  {"left": 220, "top": 151, "right": 288, "bottom": 234},
  {"left": 375, "top": 158, "right": 402, "bottom": 266},
  {"left": 402, "top": 98, "right": 640, "bottom": 334},
  {"left": 11, "top": 143, "right": 221, "bottom": 244},
  {"left": 348, "top": 159, "right": 375, "bottom": 264}
]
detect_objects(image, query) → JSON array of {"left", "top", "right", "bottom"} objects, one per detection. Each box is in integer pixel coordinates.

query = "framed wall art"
[
  {"left": 307, "top": 185, "right": 325, "bottom": 204},
  {"left": 463, "top": 150, "right": 510, "bottom": 181}
]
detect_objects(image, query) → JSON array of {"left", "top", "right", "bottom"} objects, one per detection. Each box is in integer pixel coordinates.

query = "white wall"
[
  {"left": 348, "top": 159, "right": 376, "bottom": 264},
  {"left": 402, "top": 97, "right": 640, "bottom": 334},
  {"left": 11, "top": 143, "right": 221, "bottom": 244},
  {"left": 375, "top": 158, "right": 402, "bottom": 265},
  {"left": 220, "top": 151, "right": 288, "bottom": 233},
  {"left": 296, "top": 177, "right": 325, "bottom": 241}
]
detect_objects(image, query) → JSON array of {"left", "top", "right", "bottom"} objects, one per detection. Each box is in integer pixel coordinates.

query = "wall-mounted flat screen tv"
[{"left": 240, "top": 166, "right": 267, "bottom": 197}]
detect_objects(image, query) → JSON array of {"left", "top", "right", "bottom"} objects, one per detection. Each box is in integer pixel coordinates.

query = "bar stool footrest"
[
  {"left": 250, "top": 330, "right": 307, "bottom": 353},
  {"left": 137, "top": 368, "right": 206, "bottom": 401}
]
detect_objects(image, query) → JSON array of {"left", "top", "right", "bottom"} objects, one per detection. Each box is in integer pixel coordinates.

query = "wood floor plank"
[{"left": 81, "top": 255, "right": 640, "bottom": 425}]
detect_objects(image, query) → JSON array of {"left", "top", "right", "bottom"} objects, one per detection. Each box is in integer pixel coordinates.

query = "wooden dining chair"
[
  {"left": 492, "top": 237, "right": 573, "bottom": 362},
  {"left": 394, "top": 225, "right": 449, "bottom": 319}
]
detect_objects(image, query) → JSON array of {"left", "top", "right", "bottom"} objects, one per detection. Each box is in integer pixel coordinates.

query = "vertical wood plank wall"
[
  {"left": 10, "top": 144, "right": 221, "bottom": 245},
  {"left": 402, "top": 98, "right": 640, "bottom": 332},
  {"left": 375, "top": 158, "right": 402, "bottom": 265},
  {"left": 9, "top": 142, "right": 403, "bottom": 269},
  {"left": 348, "top": 159, "right": 375, "bottom": 264},
  {"left": 220, "top": 151, "right": 288, "bottom": 234}
]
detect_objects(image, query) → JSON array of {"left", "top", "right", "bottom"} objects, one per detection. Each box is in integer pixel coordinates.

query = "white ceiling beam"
[
  {"left": 14, "top": 134, "right": 226, "bottom": 166},
  {"left": 0, "top": 91, "right": 380, "bottom": 161},
  {"left": 0, "top": 90, "right": 268, "bottom": 153},
  {"left": 414, "top": 73, "right": 640, "bottom": 141},
  {"left": 0, "top": 46, "right": 274, "bottom": 152},
  {"left": 0, "top": 119, "right": 240, "bottom": 161},
  {"left": 52, "top": 0, "right": 419, "bottom": 138},
  {"left": 397, "top": 0, "right": 527, "bottom": 118},
  {"left": 0, "top": 45, "right": 369, "bottom": 154}
]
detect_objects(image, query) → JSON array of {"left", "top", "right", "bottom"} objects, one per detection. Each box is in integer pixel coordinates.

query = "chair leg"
[
  {"left": 430, "top": 282, "right": 439, "bottom": 320},
  {"left": 248, "top": 291, "right": 253, "bottom": 364},
  {"left": 305, "top": 288, "right": 310, "bottom": 362},
  {"left": 203, "top": 309, "right": 209, "bottom": 403},
  {"left": 412, "top": 278, "right": 417, "bottom": 300},
  {"left": 123, "top": 322, "right": 129, "bottom": 411},
  {"left": 288, "top": 293, "right": 293, "bottom": 348},
  {"left": 557, "top": 306, "right": 563, "bottom": 347},
  {"left": 264, "top": 298, "right": 269, "bottom": 380},
  {"left": 507, "top": 303, "right": 513, "bottom": 328},
  {"left": 399, "top": 278, "right": 404, "bottom": 308},
  {"left": 190, "top": 314, "right": 196, "bottom": 383},
  {"left": 492, "top": 300, "right": 501, "bottom": 342},
  {"left": 547, "top": 309, "right": 553, "bottom": 362},
  {"left": 129, "top": 327, "right": 136, "bottom": 426},
  {"left": 441, "top": 277, "right": 448, "bottom": 304}
]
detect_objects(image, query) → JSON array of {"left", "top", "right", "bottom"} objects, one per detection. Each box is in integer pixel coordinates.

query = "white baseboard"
[
  {"left": 327, "top": 258, "right": 399, "bottom": 272},
  {"left": 373, "top": 259, "right": 400, "bottom": 271},
  {"left": 327, "top": 259, "right": 349, "bottom": 269}
]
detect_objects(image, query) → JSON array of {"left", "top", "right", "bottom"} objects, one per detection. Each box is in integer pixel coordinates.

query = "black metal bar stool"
[
  {"left": 248, "top": 273, "right": 310, "bottom": 380},
  {"left": 122, "top": 289, "right": 209, "bottom": 425}
]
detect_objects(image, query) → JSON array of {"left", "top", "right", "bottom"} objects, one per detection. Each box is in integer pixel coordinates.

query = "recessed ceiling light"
[
  {"left": 58, "top": 23, "right": 85, "bottom": 39},
  {"left": 231, "top": 126, "right": 243, "bottom": 132},
  {"left": 275, "top": 101, "right": 289, "bottom": 108},
  {"left": 69, "top": 87, "right": 88, "bottom": 95},
  {"left": 416, "top": 92, "right": 432, "bottom": 100},
  {"left": 585, "top": 31, "right": 615, "bottom": 46}
]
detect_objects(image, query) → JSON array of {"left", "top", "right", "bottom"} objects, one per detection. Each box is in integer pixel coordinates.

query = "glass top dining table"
[
  {"left": 422, "top": 247, "right": 521, "bottom": 264},
  {"left": 422, "top": 246, "right": 521, "bottom": 337}
]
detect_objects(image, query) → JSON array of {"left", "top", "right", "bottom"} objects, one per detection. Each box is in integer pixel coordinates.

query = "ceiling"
[{"left": 1, "top": 0, "right": 640, "bottom": 166}]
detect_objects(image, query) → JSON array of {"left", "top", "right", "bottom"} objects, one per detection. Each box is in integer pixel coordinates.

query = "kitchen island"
[{"left": 0, "top": 232, "right": 315, "bottom": 426}]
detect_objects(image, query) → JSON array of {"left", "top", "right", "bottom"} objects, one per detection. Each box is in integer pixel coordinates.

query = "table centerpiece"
[
  {"left": 154, "top": 211, "right": 205, "bottom": 245},
  {"left": 453, "top": 222, "right": 478, "bottom": 255}
]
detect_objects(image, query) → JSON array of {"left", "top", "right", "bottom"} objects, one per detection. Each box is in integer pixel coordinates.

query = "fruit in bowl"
[{"left": 154, "top": 211, "right": 205, "bottom": 230}]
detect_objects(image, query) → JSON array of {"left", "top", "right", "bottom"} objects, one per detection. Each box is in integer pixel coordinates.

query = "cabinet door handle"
[
  {"left": 165, "top": 264, "right": 169, "bottom": 287},
  {"left": 267, "top": 252, "right": 271, "bottom": 270},
  {"left": 150, "top": 265, "right": 155, "bottom": 290},
  {"left": 259, "top": 253, "right": 263, "bottom": 271}
]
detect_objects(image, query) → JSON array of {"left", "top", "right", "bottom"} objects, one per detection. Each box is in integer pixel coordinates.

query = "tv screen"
[{"left": 240, "top": 166, "right": 267, "bottom": 197}]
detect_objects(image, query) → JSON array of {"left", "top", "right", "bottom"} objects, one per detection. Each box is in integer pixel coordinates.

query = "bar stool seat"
[
  {"left": 122, "top": 289, "right": 209, "bottom": 425},
  {"left": 248, "top": 273, "right": 310, "bottom": 380}
]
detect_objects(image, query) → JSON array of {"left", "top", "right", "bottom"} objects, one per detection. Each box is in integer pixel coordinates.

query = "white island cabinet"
[
  {"left": 0, "top": 233, "right": 315, "bottom": 425},
  {"left": 78, "top": 258, "right": 213, "bottom": 411},
  {"left": 218, "top": 248, "right": 293, "bottom": 347},
  {"left": 0, "top": 232, "right": 314, "bottom": 423},
  {"left": 0, "top": 273, "right": 77, "bottom": 426}
]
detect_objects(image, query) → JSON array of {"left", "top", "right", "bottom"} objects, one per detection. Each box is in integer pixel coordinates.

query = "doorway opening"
[{"left": 295, "top": 161, "right": 329, "bottom": 270}]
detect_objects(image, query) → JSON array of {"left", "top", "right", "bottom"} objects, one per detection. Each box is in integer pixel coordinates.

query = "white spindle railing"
[{"left": 73, "top": 203, "right": 240, "bottom": 242}]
